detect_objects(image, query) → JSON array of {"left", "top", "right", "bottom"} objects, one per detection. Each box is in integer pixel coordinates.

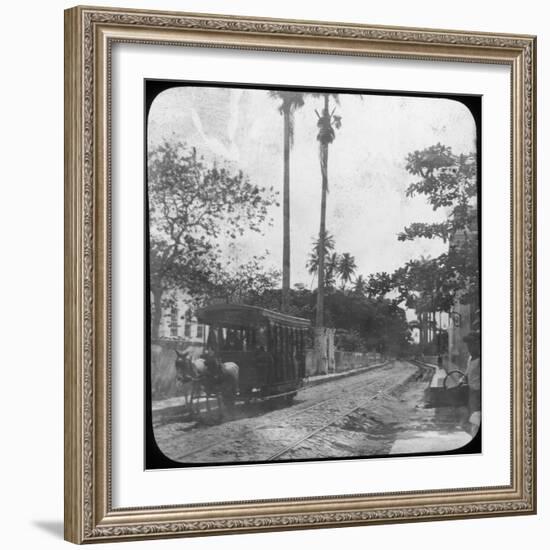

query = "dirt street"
[{"left": 153, "top": 360, "right": 471, "bottom": 465}]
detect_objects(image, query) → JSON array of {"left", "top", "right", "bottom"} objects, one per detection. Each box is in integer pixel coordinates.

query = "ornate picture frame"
[{"left": 64, "top": 5, "right": 536, "bottom": 543}]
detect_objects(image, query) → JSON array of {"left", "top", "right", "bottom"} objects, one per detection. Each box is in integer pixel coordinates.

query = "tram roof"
[{"left": 196, "top": 303, "right": 311, "bottom": 330}]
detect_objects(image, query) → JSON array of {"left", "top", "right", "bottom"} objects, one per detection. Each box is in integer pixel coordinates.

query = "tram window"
[{"left": 225, "top": 329, "right": 242, "bottom": 351}]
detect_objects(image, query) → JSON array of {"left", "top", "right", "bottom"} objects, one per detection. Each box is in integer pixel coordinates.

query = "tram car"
[{"left": 196, "top": 304, "right": 311, "bottom": 401}]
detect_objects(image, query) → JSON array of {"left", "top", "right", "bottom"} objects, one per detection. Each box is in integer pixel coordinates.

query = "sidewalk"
[
  {"left": 421, "top": 361, "right": 447, "bottom": 388},
  {"left": 389, "top": 359, "right": 474, "bottom": 455},
  {"left": 390, "top": 429, "right": 472, "bottom": 454}
]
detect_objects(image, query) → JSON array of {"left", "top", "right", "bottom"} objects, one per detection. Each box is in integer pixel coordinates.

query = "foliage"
[
  {"left": 207, "top": 250, "right": 281, "bottom": 305},
  {"left": 394, "top": 143, "right": 479, "bottom": 310},
  {"left": 399, "top": 143, "right": 477, "bottom": 244},
  {"left": 353, "top": 275, "right": 367, "bottom": 296},
  {"left": 365, "top": 272, "right": 393, "bottom": 299},
  {"left": 338, "top": 253, "right": 357, "bottom": 289},
  {"left": 306, "top": 231, "right": 336, "bottom": 276},
  {"left": 248, "top": 284, "right": 411, "bottom": 355},
  {"left": 306, "top": 233, "right": 358, "bottom": 291},
  {"left": 391, "top": 256, "right": 457, "bottom": 313},
  {"left": 324, "top": 292, "right": 411, "bottom": 355},
  {"left": 334, "top": 328, "right": 367, "bottom": 352},
  {"left": 148, "top": 140, "right": 278, "bottom": 337}
]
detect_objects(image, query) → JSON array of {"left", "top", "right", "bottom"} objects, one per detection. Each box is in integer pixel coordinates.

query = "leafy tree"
[
  {"left": 390, "top": 143, "right": 479, "bottom": 349},
  {"left": 392, "top": 255, "right": 456, "bottom": 325},
  {"left": 397, "top": 143, "right": 478, "bottom": 305},
  {"left": 148, "top": 140, "right": 277, "bottom": 338},
  {"left": 244, "top": 283, "right": 411, "bottom": 356},
  {"left": 400, "top": 143, "right": 477, "bottom": 243},
  {"left": 335, "top": 328, "right": 366, "bottom": 352},
  {"left": 269, "top": 91, "right": 305, "bottom": 312},
  {"left": 365, "top": 271, "right": 393, "bottom": 299},
  {"left": 208, "top": 252, "right": 281, "bottom": 305},
  {"left": 324, "top": 291, "right": 411, "bottom": 355}
]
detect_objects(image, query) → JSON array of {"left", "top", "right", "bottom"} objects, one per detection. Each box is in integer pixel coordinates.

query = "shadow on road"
[{"left": 153, "top": 395, "right": 304, "bottom": 430}]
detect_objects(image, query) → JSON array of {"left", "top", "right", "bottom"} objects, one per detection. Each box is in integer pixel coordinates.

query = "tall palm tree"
[
  {"left": 269, "top": 91, "right": 305, "bottom": 312},
  {"left": 338, "top": 253, "right": 357, "bottom": 290},
  {"left": 313, "top": 93, "right": 342, "bottom": 326},
  {"left": 306, "top": 231, "right": 335, "bottom": 275},
  {"left": 325, "top": 252, "right": 341, "bottom": 290}
]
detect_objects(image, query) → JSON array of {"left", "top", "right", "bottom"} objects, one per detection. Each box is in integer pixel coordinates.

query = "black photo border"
[{"left": 143, "top": 79, "right": 482, "bottom": 470}]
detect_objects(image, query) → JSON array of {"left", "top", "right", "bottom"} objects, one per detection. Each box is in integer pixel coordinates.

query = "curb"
[{"left": 408, "top": 358, "right": 439, "bottom": 387}]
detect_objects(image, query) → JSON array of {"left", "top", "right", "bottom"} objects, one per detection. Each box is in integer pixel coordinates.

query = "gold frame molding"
[{"left": 64, "top": 5, "right": 537, "bottom": 544}]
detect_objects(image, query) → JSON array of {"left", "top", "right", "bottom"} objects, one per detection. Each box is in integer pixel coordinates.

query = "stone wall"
[
  {"left": 305, "top": 349, "right": 383, "bottom": 376},
  {"left": 334, "top": 351, "right": 383, "bottom": 372},
  {"left": 150, "top": 339, "right": 203, "bottom": 400}
]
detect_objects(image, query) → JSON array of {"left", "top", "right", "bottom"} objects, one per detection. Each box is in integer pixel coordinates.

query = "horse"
[{"left": 174, "top": 349, "right": 239, "bottom": 420}]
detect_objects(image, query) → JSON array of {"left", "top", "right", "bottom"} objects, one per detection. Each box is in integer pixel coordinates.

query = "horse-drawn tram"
[{"left": 196, "top": 303, "right": 311, "bottom": 402}]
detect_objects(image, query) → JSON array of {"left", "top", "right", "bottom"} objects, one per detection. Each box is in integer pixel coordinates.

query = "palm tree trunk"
[
  {"left": 315, "top": 172, "right": 327, "bottom": 326},
  {"left": 316, "top": 94, "right": 330, "bottom": 327},
  {"left": 282, "top": 108, "right": 291, "bottom": 312},
  {"left": 316, "top": 118, "right": 330, "bottom": 325}
]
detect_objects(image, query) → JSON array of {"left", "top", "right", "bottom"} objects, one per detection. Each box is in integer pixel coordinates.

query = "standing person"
[
  {"left": 463, "top": 332, "right": 481, "bottom": 436},
  {"left": 203, "top": 348, "right": 223, "bottom": 383},
  {"left": 254, "top": 345, "right": 274, "bottom": 386}
]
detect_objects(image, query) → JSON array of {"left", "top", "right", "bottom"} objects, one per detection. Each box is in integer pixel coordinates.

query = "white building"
[{"left": 155, "top": 293, "right": 209, "bottom": 350}]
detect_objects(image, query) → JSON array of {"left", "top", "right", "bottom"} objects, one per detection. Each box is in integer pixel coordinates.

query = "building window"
[
  {"left": 184, "top": 322, "right": 191, "bottom": 338},
  {"left": 196, "top": 324, "right": 204, "bottom": 339},
  {"left": 169, "top": 306, "right": 178, "bottom": 337}
]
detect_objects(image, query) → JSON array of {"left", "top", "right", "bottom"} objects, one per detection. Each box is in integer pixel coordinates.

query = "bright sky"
[{"left": 148, "top": 86, "right": 476, "bottom": 289}]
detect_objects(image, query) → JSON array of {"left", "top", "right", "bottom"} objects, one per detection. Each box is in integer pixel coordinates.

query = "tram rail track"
[
  {"left": 265, "top": 361, "right": 435, "bottom": 461},
  {"left": 264, "top": 389, "right": 388, "bottom": 461},
  {"left": 173, "top": 372, "right": 392, "bottom": 461},
  {"left": 172, "top": 362, "right": 415, "bottom": 463}
]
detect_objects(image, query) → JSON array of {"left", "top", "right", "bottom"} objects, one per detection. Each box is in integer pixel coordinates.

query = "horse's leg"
[
  {"left": 205, "top": 387, "right": 211, "bottom": 415},
  {"left": 187, "top": 385, "right": 191, "bottom": 411},
  {"left": 188, "top": 384, "right": 194, "bottom": 415},
  {"left": 217, "top": 388, "right": 226, "bottom": 421},
  {"left": 195, "top": 383, "right": 202, "bottom": 416},
  {"left": 190, "top": 382, "right": 198, "bottom": 416},
  {"left": 191, "top": 384, "right": 196, "bottom": 415},
  {"left": 188, "top": 382, "right": 194, "bottom": 412},
  {"left": 183, "top": 383, "right": 188, "bottom": 410}
]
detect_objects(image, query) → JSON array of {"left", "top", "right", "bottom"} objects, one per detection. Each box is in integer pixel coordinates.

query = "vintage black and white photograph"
[{"left": 145, "top": 81, "right": 481, "bottom": 468}]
